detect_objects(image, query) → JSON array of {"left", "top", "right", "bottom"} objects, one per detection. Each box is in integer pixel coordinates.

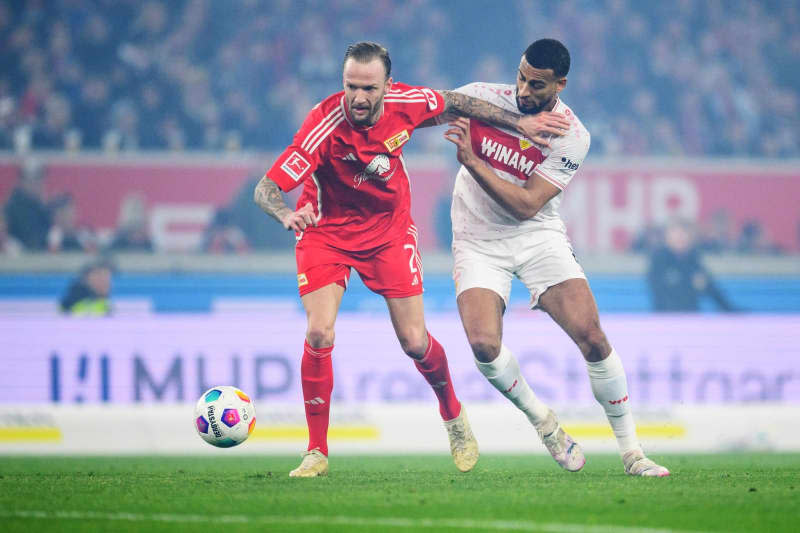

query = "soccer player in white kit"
[{"left": 442, "top": 39, "right": 669, "bottom": 476}]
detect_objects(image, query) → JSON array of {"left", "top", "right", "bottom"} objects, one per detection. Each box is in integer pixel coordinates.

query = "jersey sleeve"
[
  {"left": 266, "top": 104, "right": 328, "bottom": 192},
  {"left": 533, "top": 127, "right": 591, "bottom": 191},
  {"left": 453, "top": 82, "right": 497, "bottom": 99},
  {"left": 391, "top": 83, "right": 446, "bottom": 127}
]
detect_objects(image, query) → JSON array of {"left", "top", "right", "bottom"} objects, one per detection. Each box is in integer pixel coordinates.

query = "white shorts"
[{"left": 452, "top": 230, "right": 586, "bottom": 309}]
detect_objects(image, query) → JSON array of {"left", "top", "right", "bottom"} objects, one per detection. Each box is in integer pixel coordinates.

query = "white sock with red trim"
[
  {"left": 586, "top": 349, "right": 640, "bottom": 455},
  {"left": 475, "top": 344, "right": 550, "bottom": 425}
]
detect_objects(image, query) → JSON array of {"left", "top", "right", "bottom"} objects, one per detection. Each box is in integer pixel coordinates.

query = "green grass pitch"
[{"left": 0, "top": 453, "right": 797, "bottom": 532}]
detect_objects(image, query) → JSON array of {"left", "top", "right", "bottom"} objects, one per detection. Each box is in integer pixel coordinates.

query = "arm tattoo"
[
  {"left": 438, "top": 90, "right": 521, "bottom": 130},
  {"left": 254, "top": 174, "right": 292, "bottom": 225}
]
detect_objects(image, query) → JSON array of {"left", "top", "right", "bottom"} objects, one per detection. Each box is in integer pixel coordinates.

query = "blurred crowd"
[
  {"left": 1, "top": 155, "right": 789, "bottom": 257},
  {"left": 0, "top": 0, "right": 798, "bottom": 156},
  {"left": 0, "top": 159, "right": 295, "bottom": 255},
  {"left": 0, "top": 159, "right": 148, "bottom": 254},
  {"left": 0, "top": 0, "right": 796, "bottom": 263},
  {"left": 631, "top": 211, "right": 786, "bottom": 257}
]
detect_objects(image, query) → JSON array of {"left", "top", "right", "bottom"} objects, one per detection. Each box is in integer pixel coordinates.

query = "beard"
[
  {"left": 349, "top": 99, "right": 381, "bottom": 126},
  {"left": 515, "top": 89, "right": 550, "bottom": 114}
]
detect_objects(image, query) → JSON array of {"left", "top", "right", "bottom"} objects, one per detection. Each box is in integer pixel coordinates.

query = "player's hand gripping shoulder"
[
  {"left": 437, "top": 90, "right": 570, "bottom": 146},
  {"left": 254, "top": 175, "right": 317, "bottom": 231},
  {"left": 516, "top": 111, "right": 571, "bottom": 146}
]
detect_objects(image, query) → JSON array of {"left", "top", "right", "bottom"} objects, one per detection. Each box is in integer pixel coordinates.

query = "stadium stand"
[
  {"left": 0, "top": 0, "right": 797, "bottom": 156},
  {"left": 0, "top": 0, "right": 797, "bottom": 313}
]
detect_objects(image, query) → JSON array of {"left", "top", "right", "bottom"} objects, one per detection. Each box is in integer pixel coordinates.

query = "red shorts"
[{"left": 295, "top": 225, "right": 423, "bottom": 298}]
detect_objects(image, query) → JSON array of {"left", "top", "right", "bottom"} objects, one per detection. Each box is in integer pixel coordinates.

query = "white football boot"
[
  {"left": 535, "top": 409, "right": 586, "bottom": 472},
  {"left": 623, "top": 449, "right": 670, "bottom": 477},
  {"left": 289, "top": 448, "right": 329, "bottom": 477},
  {"left": 443, "top": 407, "right": 479, "bottom": 472}
]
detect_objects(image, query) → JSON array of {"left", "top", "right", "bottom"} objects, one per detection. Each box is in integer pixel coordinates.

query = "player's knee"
[
  {"left": 397, "top": 328, "right": 428, "bottom": 359},
  {"left": 575, "top": 322, "right": 610, "bottom": 361},
  {"left": 306, "top": 325, "right": 335, "bottom": 349},
  {"left": 468, "top": 335, "right": 501, "bottom": 363}
]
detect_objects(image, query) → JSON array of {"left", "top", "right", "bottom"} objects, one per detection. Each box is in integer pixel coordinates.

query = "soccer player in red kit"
[{"left": 255, "top": 42, "right": 561, "bottom": 477}]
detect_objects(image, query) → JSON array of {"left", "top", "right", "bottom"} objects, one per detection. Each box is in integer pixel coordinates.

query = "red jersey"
[{"left": 267, "top": 83, "right": 445, "bottom": 251}]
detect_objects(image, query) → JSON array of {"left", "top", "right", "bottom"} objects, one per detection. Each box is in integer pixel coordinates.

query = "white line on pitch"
[{"left": 0, "top": 510, "right": 708, "bottom": 533}]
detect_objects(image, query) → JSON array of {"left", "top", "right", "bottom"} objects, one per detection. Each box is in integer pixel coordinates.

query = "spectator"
[
  {"left": 102, "top": 99, "right": 140, "bottom": 152},
  {"left": 47, "top": 194, "right": 94, "bottom": 252},
  {"left": 108, "top": 192, "right": 153, "bottom": 252},
  {"left": 201, "top": 208, "right": 249, "bottom": 254},
  {"left": 3, "top": 159, "right": 51, "bottom": 250},
  {"left": 646, "top": 220, "right": 737, "bottom": 312},
  {"left": 0, "top": 78, "right": 17, "bottom": 150},
  {"left": 630, "top": 224, "right": 664, "bottom": 254},
  {"left": 226, "top": 175, "right": 295, "bottom": 250},
  {"left": 698, "top": 209, "right": 734, "bottom": 253},
  {"left": 736, "top": 219, "right": 783, "bottom": 255},
  {"left": 137, "top": 83, "right": 165, "bottom": 149},
  {"left": 73, "top": 78, "right": 111, "bottom": 149},
  {"left": 31, "top": 93, "right": 72, "bottom": 149},
  {"left": 0, "top": 211, "right": 23, "bottom": 256},
  {"left": 59, "top": 258, "right": 114, "bottom": 316}
]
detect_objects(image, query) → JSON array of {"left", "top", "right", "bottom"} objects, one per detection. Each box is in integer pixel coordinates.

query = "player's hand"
[
  {"left": 516, "top": 112, "right": 571, "bottom": 147},
  {"left": 444, "top": 118, "right": 479, "bottom": 168},
  {"left": 281, "top": 202, "right": 316, "bottom": 231}
]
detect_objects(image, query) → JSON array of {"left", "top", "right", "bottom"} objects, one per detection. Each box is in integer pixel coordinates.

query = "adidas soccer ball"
[{"left": 194, "top": 386, "right": 256, "bottom": 448}]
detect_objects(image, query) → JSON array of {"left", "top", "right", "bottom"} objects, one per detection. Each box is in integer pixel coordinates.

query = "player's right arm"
[
  {"left": 255, "top": 101, "right": 332, "bottom": 231},
  {"left": 253, "top": 175, "right": 316, "bottom": 231}
]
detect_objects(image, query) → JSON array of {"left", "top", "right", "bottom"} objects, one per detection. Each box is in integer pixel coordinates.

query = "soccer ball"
[{"left": 194, "top": 386, "right": 256, "bottom": 448}]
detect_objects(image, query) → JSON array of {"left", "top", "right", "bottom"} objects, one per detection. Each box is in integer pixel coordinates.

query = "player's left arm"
[
  {"left": 444, "top": 118, "right": 559, "bottom": 220},
  {"left": 437, "top": 90, "right": 569, "bottom": 146}
]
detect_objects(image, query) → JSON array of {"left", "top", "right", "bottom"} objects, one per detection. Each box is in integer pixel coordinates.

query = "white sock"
[
  {"left": 585, "top": 349, "right": 640, "bottom": 455},
  {"left": 475, "top": 344, "right": 550, "bottom": 425}
]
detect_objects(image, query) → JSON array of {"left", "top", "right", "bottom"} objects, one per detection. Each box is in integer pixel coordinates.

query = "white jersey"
[{"left": 451, "top": 82, "right": 590, "bottom": 240}]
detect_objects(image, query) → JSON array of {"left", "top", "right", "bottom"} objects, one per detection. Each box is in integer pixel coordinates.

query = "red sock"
[
  {"left": 301, "top": 341, "right": 333, "bottom": 456},
  {"left": 414, "top": 332, "right": 462, "bottom": 421}
]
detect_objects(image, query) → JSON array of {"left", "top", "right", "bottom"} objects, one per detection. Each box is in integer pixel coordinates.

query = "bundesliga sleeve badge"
[{"left": 281, "top": 151, "right": 312, "bottom": 181}]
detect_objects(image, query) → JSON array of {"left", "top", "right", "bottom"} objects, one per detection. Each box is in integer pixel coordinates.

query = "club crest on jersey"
[
  {"left": 519, "top": 138, "right": 533, "bottom": 151},
  {"left": 354, "top": 154, "right": 396, "bottom": 188},
  {"left": 383, "top": 130, "right": 410, "bottom": 152},
  {"left": 281, "top": 151, "right": 311, "bottom": 182}
]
